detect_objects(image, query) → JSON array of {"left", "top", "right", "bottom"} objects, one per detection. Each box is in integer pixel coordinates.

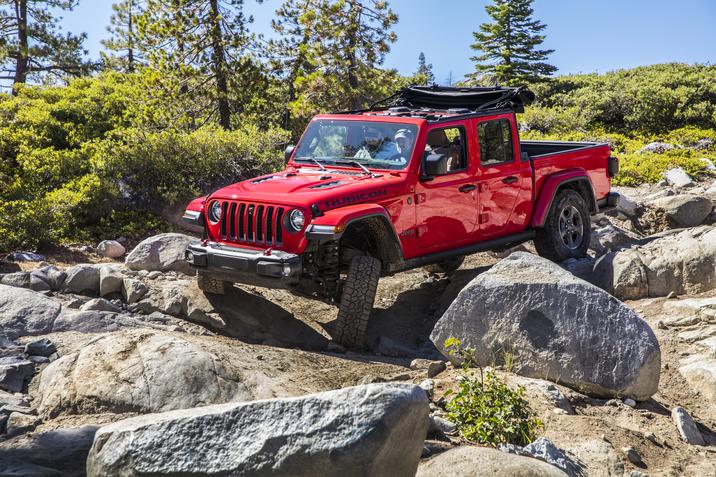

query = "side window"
[
  {"left": 478, "top": 119, "right": 514, "bottom": 166},
  {"left": 424, "top": 126, "right": 467, "bottom": 174}
]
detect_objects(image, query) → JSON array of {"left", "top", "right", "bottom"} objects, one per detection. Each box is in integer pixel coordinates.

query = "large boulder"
[
  {"left": 662, "top": 167, "right": 694, "bottom": 188},
  {"left": 650, "top": 194, "right": 712, "bottom": 228},
  {"left": 596, "top": 226, "right": 716, "bottom": 299},
  {"left": 97, "top": 240, "right": 126, "bottom": 259},
  {"left": 0, "top": 285, "right": 61, "bottom": 339},
  {"left": 86, "top": 383, "right": 429, "bottom": 477},
  {"left": 431, "top": 252, "right": 661, "bottom": 400},
  {"left": 99, "top": 265, "right": 124, "bottom": 297},
  {"left": 416, "top": 446, "right": 567, "bottom": 477},
  {"left": 125, "top": 233, "right": 196, "bottom": 275},
  {"left": 38, "top": 330, "right": 244, "bottom": 418}
]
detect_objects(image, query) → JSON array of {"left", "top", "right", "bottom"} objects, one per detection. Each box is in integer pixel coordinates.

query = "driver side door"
[{"left": 415, "top": 124, "right": 478, "bottom": 251}]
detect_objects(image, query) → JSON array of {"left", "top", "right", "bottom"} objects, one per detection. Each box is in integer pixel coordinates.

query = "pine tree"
[
  {"left": 415, "top": 52, "right": 434, "bottom": 84},
  {"left": 136, "top": 0, "right": 256, "bottom": 129},
  {"left": 0, "top": 0, "right": 90, "bottom": 89},
  {"left": 102, "top": 0, "right": 145, "bottom": 73},
  {"left": 468, "top": 0, "right": 556, "bottom": 86}
]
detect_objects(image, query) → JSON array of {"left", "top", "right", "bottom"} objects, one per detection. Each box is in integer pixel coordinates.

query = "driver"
[{"left": 354, "top": 127, "right": 397, "bottom": 160}]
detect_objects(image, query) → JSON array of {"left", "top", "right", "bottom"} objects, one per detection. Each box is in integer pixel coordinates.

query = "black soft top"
[{"left": 391, "top": 85, "right": 535, "bottom": 113}]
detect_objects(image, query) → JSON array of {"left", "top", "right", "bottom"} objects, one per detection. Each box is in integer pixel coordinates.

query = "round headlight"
[
  {"left": 208, "top": 201, "right": 222, "bottom": 223},
  {"left": 289, "top": 209, "right": 305, "bottom": 231}
]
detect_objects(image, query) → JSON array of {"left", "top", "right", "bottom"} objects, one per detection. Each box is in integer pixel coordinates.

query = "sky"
[{"left": 63, "top": 0, "right": 716, "bottom": 83}]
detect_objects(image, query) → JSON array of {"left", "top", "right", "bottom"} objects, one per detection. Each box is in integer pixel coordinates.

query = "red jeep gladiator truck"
[{"left": 182, "top": 86, "right": 619, "bottom": 348}]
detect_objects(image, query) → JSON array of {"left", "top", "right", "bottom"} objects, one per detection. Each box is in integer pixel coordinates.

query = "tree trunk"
[
  {"left": 209, "top": 0, "right": 231, "bottom": 130},
  {"left": 127, "top": 0, "right": 135, "bottom": 73},
  {"left": 345, "top": 1, "right": 360, "bottom": 110},
  {"left": 13, "top": 0, "right": 28, "bottom": 90}
]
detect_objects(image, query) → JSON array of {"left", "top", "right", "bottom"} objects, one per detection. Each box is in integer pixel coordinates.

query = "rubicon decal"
[{"left": 324, "top": 189, "right": 388, "bottom": 208}]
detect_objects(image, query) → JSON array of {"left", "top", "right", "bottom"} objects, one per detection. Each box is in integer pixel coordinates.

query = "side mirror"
[
  {"left": 421, "top": 151, "right": 449, "bottom": 179},
  {"left": 284, "top": 145, "right": 295, "bottom": 163}
]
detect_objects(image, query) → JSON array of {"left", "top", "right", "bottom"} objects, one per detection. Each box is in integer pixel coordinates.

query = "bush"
[
  {"left": 613, "top": 153, "right": 713, "bottom": 186},
  {"left": 442, "top": 338, "right": 542, "bottom": 447}
]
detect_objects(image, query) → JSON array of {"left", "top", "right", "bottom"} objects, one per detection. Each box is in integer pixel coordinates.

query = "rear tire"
[
  {"left": 423, "top": 256, "right": 465, "bottom": 274},
  {"left": 333, "top": 255, "right": 381, "bottom": 349},
  {"left": 534, "top": 189, "right": 591, "bottom": 262},
  {"left": 197, "top": 270, "right": 226, "bottom": 295}
]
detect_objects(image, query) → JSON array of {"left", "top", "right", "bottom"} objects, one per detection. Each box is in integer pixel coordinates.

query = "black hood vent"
[{"left": 309, "top": 180, "right": 345, "bottom": 189}]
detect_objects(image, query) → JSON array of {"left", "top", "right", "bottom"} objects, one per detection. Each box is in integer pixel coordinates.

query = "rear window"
[{"left": 478, "top": 119, "right": 514, "bottom": 166}]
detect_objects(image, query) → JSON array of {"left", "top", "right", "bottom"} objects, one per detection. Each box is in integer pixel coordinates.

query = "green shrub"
[
  {"left": 442, "top": 338, "right": 542, "bottom": 447},
  {"left": 613, "top": 153, "right": 713, "bottom": 186}
]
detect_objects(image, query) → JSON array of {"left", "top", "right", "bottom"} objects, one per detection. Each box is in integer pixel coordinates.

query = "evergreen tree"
[
  {"left": 136, "top": 0, "right": 257, "bottom": 129},
  {"left": 284, "top": 0, "right": 397, "bottom": 116},
  {"left": 468, "top": 0, "right": 556, "bottom": 86},
  {"left": 0, "top": 0, "right": 90, "bottom": 89},
  {"left": 415, "top": 51, "right": 434, "bottom": 84},
  {"left": 102, "top": 0, "right": 145, "bottom": 73}
]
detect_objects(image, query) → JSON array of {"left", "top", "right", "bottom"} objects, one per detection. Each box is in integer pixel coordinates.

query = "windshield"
[{"left": 293, "top": 120, "right": 419, "bottom": 170}]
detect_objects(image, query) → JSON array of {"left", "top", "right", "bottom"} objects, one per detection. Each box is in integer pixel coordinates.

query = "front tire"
[
  {"left": 197, "top": 270, "right": 226, "bottom": 295},
  {"left": 534, "top": 190, "right": 591, "bottom": 262},
  {"left": 333, "top": 255, "right": 381, "bottom": 349}
]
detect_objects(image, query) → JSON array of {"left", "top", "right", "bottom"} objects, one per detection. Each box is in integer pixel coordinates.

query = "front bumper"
[{"left": 185, "top": 241, "right": 302, "bottom": 288}]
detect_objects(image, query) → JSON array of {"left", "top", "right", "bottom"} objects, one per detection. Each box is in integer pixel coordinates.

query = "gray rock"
[
  {"left": 0, "top": 357, "right": 35, "bottom": 393},
  {"left": 416, "top": 446, "right": 568, "bottom": 477},
  {"left": 523, "top": 438, "right": 582, "bottom": 477},
  {"left": 650, "top": 194, "right": 712, "bottom": 227},
  {"left": 31, "top": 266, "right": 66, "bottom": 292},
  {"left": 62, "top": 265, "right": 100, "bottom": 295},
  {"left": 621, "top": 446, "right": 643, "bottom": 466},
  {"left": 671, "top": 406, "right": 705, "bottom": 445},
  {"left": 132, "top": 280, "right": 185, "bottom": 316},
  {"left": 597, "top": 226, "right": 716, "bottom": 299},
  {"left": 561, "top": 439, "right": 624, "bottom": 477},
  {"left": 80, "top": 298, "right": 121, "bottom": 313},
  {"left": 6, "top": 252, "right": 44, "bottom": 262},
  {"left": 125, "top": 233, "right": 196, "bottom": 275},
  {"left": 431, "top": 253, "right": 661, "bottom": 400},
  {"left": 24, "top": 338, "right": 56, "bottom": 358},
  {"left": 147, "top": 271, "right": 162, "bottom": 279},
  {"left": 0, "top": 426, "right": 98, "bottom": 477},
  {"left": 5, "top": 411, "right": 40, "bottom": 437},
  {"left": 615, "top": 193, "right": 640, "bottom": 218},
  {"left": 428, "top": 414, "right": 456, "bottom": 434},
  {"left": 97, "top": 240, "right": 126, "bottom": 259},
  {"left": 679, "top": 356, "right": 716, "bottom": 403},
  {"left": 86, "top": 383, "right": 429, "bottom": 477},
  {"left": 0, "top": 285, "right": 61, "bottom": 339},
  {"left": 590, "top": 224, "right": 638, "bottom": 255},
  {"left": 99, "top": 265, "right": 124, "bottom": 297},
  {"left": 51, "top": 310, "right": 142, "bottom": 334},
  {"left": 0, "top": 272, "right": 30, "bottom": 288},
  {"left": 122, "top": 278, "right": 148, "bottom": 304},
  {"left": 662, "top": 167, "right": 694, "bottom": 188},
  {"left": 28, "top": 274, "right": 51, "bottom": 292},
  {"left": 38, "top": 330, "right": 246, "bottom": 417},
  {"left": 638, "top": 142, "right": 677, "bottom": 154},
  {"left": 410, "top": 359, "right": 447, "bottom": 378}
]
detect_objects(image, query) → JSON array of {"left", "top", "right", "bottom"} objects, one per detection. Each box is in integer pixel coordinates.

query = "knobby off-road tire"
[
  {"left": 197, "top": 270, "right": 226, "bottom": 295},
  {"left": 423, "top": 255, "right": 465, "bottom": 274},
  {"left": 333, "top": 255, "right": 381, "bottom": 349},
  {"left": 534, "top": 189, "right": 591, "bottom": 262}
]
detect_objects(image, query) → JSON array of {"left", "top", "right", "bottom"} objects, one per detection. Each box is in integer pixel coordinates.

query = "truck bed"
[{"left": 521, "top": 140, "right": 602, "bottom": 159}]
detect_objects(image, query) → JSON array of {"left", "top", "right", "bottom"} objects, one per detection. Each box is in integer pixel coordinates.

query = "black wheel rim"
[{"left": 558, "top": 205, "right": 584, "bottom": 250}]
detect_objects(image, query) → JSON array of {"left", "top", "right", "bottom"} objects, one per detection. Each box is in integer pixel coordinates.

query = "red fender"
[
  {"left": 531, "top": 170, "right": 596, "bottom": 227},
  {"left": 310, "top": 203, "right": 392, "bottom": 232}
]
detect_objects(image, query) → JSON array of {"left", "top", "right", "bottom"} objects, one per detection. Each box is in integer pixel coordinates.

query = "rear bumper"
[{"left": 185, "top": 241, "right": 302, "bottom": 288}]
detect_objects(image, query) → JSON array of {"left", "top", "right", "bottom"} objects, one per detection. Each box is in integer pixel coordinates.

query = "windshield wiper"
[
  {"left": 295, "top": 157, "right": 327, "bottom": 171},
  {"left": 347, "top": 160, "right": 381, "bottom": 178}
]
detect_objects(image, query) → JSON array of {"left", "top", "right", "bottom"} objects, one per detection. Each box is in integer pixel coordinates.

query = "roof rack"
[{"left": 337, "top": 85, "right": 535, "bottom": 119}]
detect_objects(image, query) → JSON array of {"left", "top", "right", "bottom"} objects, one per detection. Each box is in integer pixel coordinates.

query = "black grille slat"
[
  {"left": 266, "top": 207, "right": 274, "bottom": 244},
  {"left": 228, "top": 203, "right": 237, "bottom": 239},
  {"left": 256, "top": 206, "right": 264, "bottom": 242},
  {"left": 218, "top": 201, "right": 284, "bottom": 245},
  {"left": 247, "top": 205, "right": 255, "bottom": 241}
]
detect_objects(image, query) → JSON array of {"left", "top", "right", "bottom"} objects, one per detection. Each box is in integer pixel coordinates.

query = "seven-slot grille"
[{"left": 217, "top": 201, "right": 285, "bottom": 245}]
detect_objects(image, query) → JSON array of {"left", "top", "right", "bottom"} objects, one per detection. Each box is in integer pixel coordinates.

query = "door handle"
[
  {"left": 502, "top": 176, "right": 518, "bottom": 184},
  {"left": 458, "top": 184, "right": 477, "bottom": 193}
]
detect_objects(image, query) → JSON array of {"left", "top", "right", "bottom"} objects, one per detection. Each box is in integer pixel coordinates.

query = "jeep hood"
[{"left": 209, "top": 168, "right": 407, "bottom": 209}]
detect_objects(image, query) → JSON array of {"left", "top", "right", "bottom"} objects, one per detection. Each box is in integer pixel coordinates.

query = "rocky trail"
[{"left": 0, "top": 172, "right": 715, "bottom": 476}]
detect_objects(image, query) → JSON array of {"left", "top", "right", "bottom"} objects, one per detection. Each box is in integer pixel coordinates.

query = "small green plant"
[{"left": 443, "top": 338, "right": 542, "bottom": 447}]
